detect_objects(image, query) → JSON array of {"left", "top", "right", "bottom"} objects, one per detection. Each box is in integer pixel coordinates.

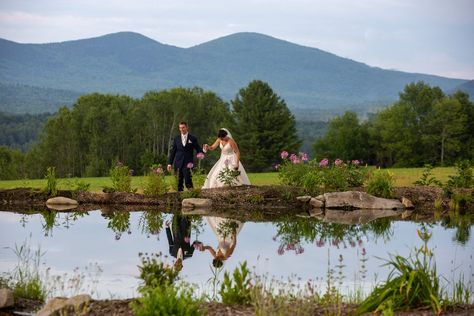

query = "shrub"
[
  {"left": 144, "top": 164, "right": 168, "bottom": 195},
  {"left": 137, "top": 252, "right": 179, "bottom": 290},
  {"left": 356, "top": 229, "right": 442, "bottom": 315},
  {"left": 278, "top": 153, "right": 366, "bottom": 194},
  {"left": 220, "top": 261, "right": 252, "bottom": 305},
  {"left": 365, "top": 169, "right": 394, "bottom": 198},
  {"left": 131, "top": 285, "right": 202, "bottom": 316},
  {"left": 43, "top": 167, "right": 58, "bottom": 196},
  {"left": 109, "top": 161, "right": 133, "bottom": 193},
  {"left": 413, "top": 164, "right": 442, "bottom": 187}
]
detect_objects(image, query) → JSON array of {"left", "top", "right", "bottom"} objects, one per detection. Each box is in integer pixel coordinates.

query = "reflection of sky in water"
[{"left": 0, "top": 211, "right": 472, "bottom": 299}]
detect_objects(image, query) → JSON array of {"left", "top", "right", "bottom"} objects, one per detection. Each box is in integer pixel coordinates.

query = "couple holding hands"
[
  {"left": 166, "top": 121, "right": 249, "bottom": 268},
  {"left": 167, "top": 121, "right": 251, "bottom": 191}
]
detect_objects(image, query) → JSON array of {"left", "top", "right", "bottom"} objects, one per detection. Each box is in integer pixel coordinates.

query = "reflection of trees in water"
[
  {"left": 103, "top": 211, "right": 130, "bottom": 240},
  {"left": 217, "top": 219, "right": 239, "bottom": 239},
  {"left": 273, "top": 217, "right": 393, "bottom": 255},
  {"left": 138, "top": 211, "right": 164, "bottom": 237},
  {"left": 39, "top": 210, "right": 89, "bottom": 236},
  {"left": 441, "top": 213, "right": 473, "bottom": 245}
]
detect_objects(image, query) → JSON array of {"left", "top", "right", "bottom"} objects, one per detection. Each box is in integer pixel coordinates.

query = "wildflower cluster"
[{"left": 278, "top": 152, "right": 366, "bottom": 194}]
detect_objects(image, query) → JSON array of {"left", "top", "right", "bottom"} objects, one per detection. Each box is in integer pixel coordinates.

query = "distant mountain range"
[{"left": 0, "top": 32, "right": 470, "bottom": 114}]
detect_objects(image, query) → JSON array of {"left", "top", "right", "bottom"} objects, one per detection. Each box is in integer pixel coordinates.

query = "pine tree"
[{"left": 230, "top": 80, "right": 301, "bottom": 171}]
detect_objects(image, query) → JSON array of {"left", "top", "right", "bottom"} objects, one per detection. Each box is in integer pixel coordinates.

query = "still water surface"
[{"left": 0, "top": 210, "right": 472, "bottom": 299}]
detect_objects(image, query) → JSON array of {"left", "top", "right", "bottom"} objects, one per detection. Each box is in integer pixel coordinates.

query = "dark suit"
[
  {"left": 167, "top": 133, "right": 203, "bottom": 191},
  {"left": 166, "top": 215, "right": 195, "bottom": 259}
]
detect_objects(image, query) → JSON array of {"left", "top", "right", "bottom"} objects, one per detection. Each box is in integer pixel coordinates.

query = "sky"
[{"left": 0, "top": 0, "right": 473, "bottom": 79}]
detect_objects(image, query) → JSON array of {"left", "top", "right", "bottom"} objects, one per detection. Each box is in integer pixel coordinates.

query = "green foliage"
[
  {"left": 104, "top": 211, "right": 130, "bottom": 239},
  {"left": 365, "top": 169, "right": 395, "bottom": 198},
  {"left": 230, "top": 80, "right": 301, "bottom": 172},
  {"left": 73, "top": 179, "right": 91, "bottom": 191},
  {"left": 0, "top": 145, "right": 25, "bottom": 180},
  {"left": 137, "top": 252, "right": 179, "bottom": 290},
  {"left": 217, "top": 165, "right": 241, "bottom": 186},
  {"left": 220, "top": 261, "right": 252, "bottom": 305},
  {"left": 278, "top": 155, "right": 367, "bottom": 194},
  {"left": 446, "top": 160, "right": 474, "bottom": 189},
  {"left": 313, "top": 82, "right": 474, "bottom": 167},
  {"left": 356, "top": 229, "right": 442, "bottom": 315},
  {"left": 413, "top": 164, "right": 442, "bottom": 186},
  {"left": 109, "top": 162, "right": 133, "bottom": 193},
  {"left": 144, "top": 164, "right": 168, "bottom": 195},
  {"left": 6, "top": 238, "right": 48, "bottom": 301},
  {"left": 131, "top": 284, "right": 202, "bottom": 316},
  {"left": 43, "top": 167, "right": 58, "bottom": 196}
]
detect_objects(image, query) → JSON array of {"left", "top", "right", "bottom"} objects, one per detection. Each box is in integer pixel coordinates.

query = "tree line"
[
  {"left": 1, "top": 80, "right": 300, "bottom": 180},
  {"left": 313, "top": 82, "right": 474, "bottom": 166}
]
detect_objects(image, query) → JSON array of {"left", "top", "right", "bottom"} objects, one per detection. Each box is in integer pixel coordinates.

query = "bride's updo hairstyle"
[{"left": 217, "top": 129, "right": 228, "bottom": 139}]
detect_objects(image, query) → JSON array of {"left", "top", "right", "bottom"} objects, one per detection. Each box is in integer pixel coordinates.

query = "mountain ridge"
[{"left": 0, "top": 31, "right": 468, "bottom": 114}]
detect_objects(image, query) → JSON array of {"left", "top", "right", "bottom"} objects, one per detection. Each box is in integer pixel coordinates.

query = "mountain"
[
  {"left": 0, "top": 31, "right": 469, "bottom": 113},
  {"left": 450, "top": 80, "right": 474, "bottom": 97}
]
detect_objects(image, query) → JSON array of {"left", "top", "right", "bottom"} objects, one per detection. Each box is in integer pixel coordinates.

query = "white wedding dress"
[{"left": 202, "top": 142, "right": 251, "bottom": 189}]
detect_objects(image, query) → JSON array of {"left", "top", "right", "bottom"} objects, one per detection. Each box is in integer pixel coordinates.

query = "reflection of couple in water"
[{"left": 166, "top": 214, "right": 243, "bottom": 269}]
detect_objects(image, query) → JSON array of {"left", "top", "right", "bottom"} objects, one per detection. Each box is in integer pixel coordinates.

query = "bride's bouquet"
[{"left": 217, "top": 159, "right": 241, "bottom": 186}]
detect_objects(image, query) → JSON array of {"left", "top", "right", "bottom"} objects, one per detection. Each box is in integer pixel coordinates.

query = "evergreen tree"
[{"left": 230, "top": 80, "right": 301, "bottom": 171}]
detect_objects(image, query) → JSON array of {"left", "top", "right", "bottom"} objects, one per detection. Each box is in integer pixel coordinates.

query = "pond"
[{"left": 0, "top": 209, "right": 473, "bottom": 300}]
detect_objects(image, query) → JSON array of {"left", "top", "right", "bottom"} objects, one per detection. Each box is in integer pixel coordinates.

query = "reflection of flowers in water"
[{"left": 276, "top": 242, "right": 305, "bottom": 255}]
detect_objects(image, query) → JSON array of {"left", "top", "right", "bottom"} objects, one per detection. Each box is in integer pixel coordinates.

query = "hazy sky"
[{"left": 1, "top": 0, "right": 473, "bottom": 79}]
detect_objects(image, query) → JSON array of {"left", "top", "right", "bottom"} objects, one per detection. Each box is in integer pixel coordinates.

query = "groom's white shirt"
[{"left": 181, "top": 133, "right": 188, "bottom": 147}]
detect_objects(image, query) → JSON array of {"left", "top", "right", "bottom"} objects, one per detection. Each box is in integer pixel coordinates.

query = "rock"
[
  {"left": 323, "top": 209, "right": 400, "bottom": 225},
  {"left": 324, "top": 191, "right": 404, "bottom": 210},
  {"left": 0, "top": 288, "right": 14, "bottom": 309},
  {"left": 182, "top": 198, "right": 212, "bottom": 209},
  {"left": 310, "top": 197, "right": 324, "bottom": 208},
  {"left": 401, "top": 197, "right": 414, "bottom": 209},
  {"left": 46, "top": 197, "right": 78, "bottom": 206},
  {"left": 47, "top": 204, "right": 78, "bottom": 211},
  {"left": 401, "top": 210, "right": 413, "bottom": 219},
  {"left": 37, "top": 294, "right": 91, "bottom": 316},
  {"left": 315, "top": 194, "right": 325, "bottom": 202},
  {"left": 296, "top": 196, "right": 311, "bottom": 203}
]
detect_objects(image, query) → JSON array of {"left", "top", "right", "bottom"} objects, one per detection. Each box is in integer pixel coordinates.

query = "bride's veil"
[{"left": 220, "top": 128, "right": 233, "bottom": 139}]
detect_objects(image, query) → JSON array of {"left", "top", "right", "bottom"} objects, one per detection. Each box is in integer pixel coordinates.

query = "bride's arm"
[
  {"left": 208, "top": 138, "right": 220, "bottom": 151},
  {"left": 229, "top": 139, "right": 240, "bottom": 168}
]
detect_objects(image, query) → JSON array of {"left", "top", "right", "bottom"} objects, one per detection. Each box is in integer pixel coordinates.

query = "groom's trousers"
[{"left": 177, "top": 167, "right": 193, "bottom": 191}]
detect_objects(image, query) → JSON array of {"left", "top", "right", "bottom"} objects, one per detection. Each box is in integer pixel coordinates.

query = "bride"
[
  {"left": 200, "top": 128, "right": 248, "bottom": 267},
  {"left": 202, "top": 128, "right": 251, "bottom": 189}
]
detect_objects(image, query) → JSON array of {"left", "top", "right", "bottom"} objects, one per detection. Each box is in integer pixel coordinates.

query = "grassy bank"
[{"left": 0, "top": 167, "right": 456, "bottom": 192}]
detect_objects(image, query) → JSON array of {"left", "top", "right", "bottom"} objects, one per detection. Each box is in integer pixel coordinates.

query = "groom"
[{"left": 167, "top": 121, "right": 204, "bottom": 191}]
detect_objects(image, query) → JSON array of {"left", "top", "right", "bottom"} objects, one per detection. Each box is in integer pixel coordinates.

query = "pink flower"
[
  {"left": 292, "top": 157, "right": 301, "bottom": 164},
  {"left": 187, "top": 162, "right": 194, "bottom": 169},
  {"left": 319, "top": 158, "right": 329, "bottom": 168},
  {"left": 296, "top": 245, "right": 305, "bottom": 254},
  {"left": 352, "top": 160, "right": 360, "bottom": 166},
  {"left": 286, "top": 243, "right": 295, "bottom": 250},
  {"left": 155, "top": 167, "right": 164, "bottom": 174},
  {"left": 289, "top": 154, "right": 297, "bottom": 162},
  {"left": 334, "top": 159, "right": 343, "bottom": 166},
  {"left": 316, "top": 239, "right": 325, "bottom": 247},
  {"left": 280, "top": 151, "right": 289, "bottom": 159},
  {"left": 277, "top": 244, "right": 285, "bottom": 255},
  {"left": 197, "top": 152, "right": 205, "bottom": 159},
  {"left": 273, "top": 163, "right": 281, "bottom": 170},
  {"left": 300, "top": 152, "right": 309, "bottom": 161},
  {"left": 362, "top": 248, "right": 367, "bottom": 256}
]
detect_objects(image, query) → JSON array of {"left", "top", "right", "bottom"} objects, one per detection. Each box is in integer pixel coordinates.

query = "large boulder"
[
  {"left": 46, "top": 197, "right": 78, "bottom": 205},
  {"left": 324, "top": 191, "right": 404, "bottom": 210},
  {"left": 182, "top": 198, "right": 212, "bottom": 209},
  {"left": 0, "top": 288, "right": 14, "bottom": 309},
  {"left": 322, "top": 209, "right": 401, "bottom": 225},
  {"left": 36, "top": 294, "right": 91, "bottom": 316}
]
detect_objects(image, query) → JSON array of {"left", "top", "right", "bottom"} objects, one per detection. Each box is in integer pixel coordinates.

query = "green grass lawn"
[{"left": 0, "top": 167, "right": 456, "bottom": 192}]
